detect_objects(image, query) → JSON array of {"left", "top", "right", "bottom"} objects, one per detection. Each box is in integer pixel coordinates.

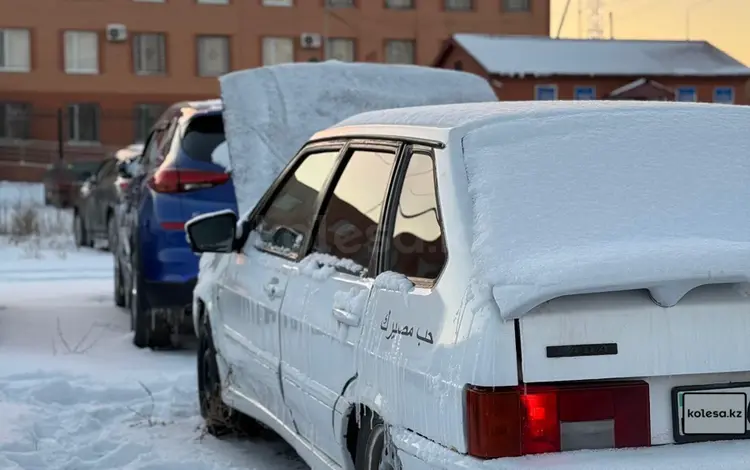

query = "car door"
[
  {"left": 90, "top": 158, "right": 118, "bottom": 233},
  {"left": 279, "top": 141, "right": 402, "bottom": 463},
  {"left": 82, "top": 159, "right": 114, "bottom": 236},
  {"left": 214, "top": 146, "right": 342, "bottom": 430}
]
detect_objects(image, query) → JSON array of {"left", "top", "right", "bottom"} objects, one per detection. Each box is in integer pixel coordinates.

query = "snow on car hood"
[
  {"left": 219, "top": 60, "right": 497, "bottom": 216},
  {"left": 459, "top": 101, "right": 750, "bottom": 318}
]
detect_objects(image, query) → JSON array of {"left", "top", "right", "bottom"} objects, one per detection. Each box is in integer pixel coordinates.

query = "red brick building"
[
  {"left": 0, "top": 0, "right": 551, "bottom": 181},
  {"left": 434, "top": 34, "right": 750, "bottom": 104}
]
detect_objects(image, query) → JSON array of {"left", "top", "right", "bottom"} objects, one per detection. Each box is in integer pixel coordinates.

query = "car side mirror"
[
  {"left": 117, "top": 160, "right": 133, "bottom": 178},
  {"left": 185, "top": 209, "right": 238, "bottom": 254}
]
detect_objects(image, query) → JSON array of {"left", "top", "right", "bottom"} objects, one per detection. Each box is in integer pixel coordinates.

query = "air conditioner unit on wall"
[
  {"left": 106, "top": 24, "right": 128, "bottom": 43},
  {"left": 300, "top": 33, "right": 322, "bottom": 49}
]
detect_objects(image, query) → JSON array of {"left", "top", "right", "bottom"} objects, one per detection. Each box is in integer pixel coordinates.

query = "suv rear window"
[{"left": 180, "top": 114, "right": 225, "bottom": 162}]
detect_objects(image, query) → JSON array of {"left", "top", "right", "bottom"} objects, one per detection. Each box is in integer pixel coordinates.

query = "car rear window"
[{"left": 180, "top": 114, "right": 226, "bottom": 163}]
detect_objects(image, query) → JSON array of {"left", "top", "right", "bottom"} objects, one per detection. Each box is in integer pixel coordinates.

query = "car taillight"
[
  {"left": 147, "top": 168, "right": 229, "bottom": 193},
  {"left": 117, "top": 180, "right": 130, "bottom": 192},
  {"left": 465, "top": 380, "right": 650, "bottom": 459}
]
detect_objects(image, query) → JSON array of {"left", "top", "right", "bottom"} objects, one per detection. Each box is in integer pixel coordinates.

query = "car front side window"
[
  {"left": 252, "top": 150, "right": 340, "bottom": 259},
  {"left": 311, "top": 147, "right": 398, "bottom": 276}
]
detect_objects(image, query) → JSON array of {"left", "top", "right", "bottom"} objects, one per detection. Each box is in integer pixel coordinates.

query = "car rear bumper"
[
  {"left": 392, "top": 427, "right": 750, "bottom": 470},
  {"left": 142, "top": 278, "right": 196, "bottom": 310}
]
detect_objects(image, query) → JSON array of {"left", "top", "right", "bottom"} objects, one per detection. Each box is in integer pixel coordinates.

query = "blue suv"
[{"left": 115, "top": 99, "right": 237, "bottom": 349}]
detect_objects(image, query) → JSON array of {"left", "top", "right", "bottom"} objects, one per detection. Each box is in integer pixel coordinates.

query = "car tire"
[
  {"left": 114, "top": 256, "right": 126, "bottom": 308},
  {"left": 130, "top": 249, "right": 170, "bottom": 349},
  {"left": 355, "top": 411, "right": 402, "bottom": 470},
  {"left": 73, "top": 212, "right": 90, "bottom": 248},
  {"left": 197, "top": 317, "right": 262, "bottom": 438}
]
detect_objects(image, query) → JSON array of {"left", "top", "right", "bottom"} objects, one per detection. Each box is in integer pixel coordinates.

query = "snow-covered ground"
[
  {"left": 3, "top": 182, "right": 750, "bottom": 470},
  {"left": 0, "top": 182, "right": 306, "bottom": 470}
]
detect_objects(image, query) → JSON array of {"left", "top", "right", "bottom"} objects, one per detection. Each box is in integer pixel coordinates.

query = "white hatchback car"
[{"left": 186, "top": 101, "right": 750, "bottom": 470}]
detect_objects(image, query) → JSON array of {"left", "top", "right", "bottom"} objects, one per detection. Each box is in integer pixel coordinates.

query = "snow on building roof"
[
  {"left": 449, "top": 34, "right": 750, "bottom": 77},
  {"left": 338, "top": 101, "right": 750, "bottom": 318}
]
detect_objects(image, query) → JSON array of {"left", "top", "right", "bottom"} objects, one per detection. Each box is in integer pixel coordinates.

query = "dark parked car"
[
  {"left": 73, "top": 144, "right": 143, "bottom": 250},
  {"left": 43, "top": 161, "right": 101, "bottom": 208}
]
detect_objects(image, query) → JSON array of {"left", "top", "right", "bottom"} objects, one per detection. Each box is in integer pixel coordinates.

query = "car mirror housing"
[{"left": 185, "top": 209, "right": 238, "bottom": 254}]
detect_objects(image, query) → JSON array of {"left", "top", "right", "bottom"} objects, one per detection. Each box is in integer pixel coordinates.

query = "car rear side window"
[
  {"left": 386, "top": 151, "right": 446, "bottom": 282},
  {"left": 312, "top": 148, "right": 397, "bottom": 275},
  {"left": 253, "top": 150, "right": 340, "bottom": 259},
  {"left": 180, "top": 114, "right": 225, "bottom": 163}
]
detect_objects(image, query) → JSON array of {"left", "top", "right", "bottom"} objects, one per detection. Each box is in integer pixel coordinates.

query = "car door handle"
[
  {"left": 332, "top": 308, "right": 360, "bottom": 327},
  {"left": 263, "top": 279, "right": 283, "bottom": 300}
]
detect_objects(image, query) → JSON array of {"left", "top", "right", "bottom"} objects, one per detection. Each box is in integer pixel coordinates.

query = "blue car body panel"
[{"left": 118, "top": 100, "right": 236, "bottom": 309}]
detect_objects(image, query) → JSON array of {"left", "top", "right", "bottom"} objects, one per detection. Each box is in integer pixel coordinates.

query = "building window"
[
  {"left": 0, "top": 102, "right": 31, "bottom": 140},
  {"left": 445, "top": 0, "right": 472, "bottom": 10},
  {"left": 535, "top": 85, "right": 557, "bottom": 100},
  {"left": 67, "top": 103, "right": 100, "bottom": 143},
  {"left": 325, "top": 38, "right": 355, "bottom": 62},
  {"left": 134, "top": 104, "right": 166, "bottom": 143},
  {"left": 713, "top": 86, "right": 734, "bottom": 104},
  {"left": 197, "top": 35, "right": 230, "bottom": 77},
  {"left": 385, "top": 40, "right": 415, "bottom": 64},
  {"left": 262, "top": 37, "right": 294, "bottom": 66},
  {"left": 64, "top": 31, "right": 99, "bottom": 74},
  {"left": 574, "top": 86, "right": 596, "bottom": 100},
  {"left": 262, "top": 0, "right": 292, "bottom": 5},
  {"left": 0, "top": 28, "right": 31, "bottom": 72},
  {"left": 676, "top": 86, "right": 697, "bottom": 102},
  {"left": 386, "top": 0, "right": 414, "bottom": 8},
  {"left": 133, "top": 33, "right": 166, "bottom": 75},
  {"left": 503, "top": 0, "right": 530, "bottom": 11},
  {"left": 326, "top": 0, "right": 354, "bottom": 6}
]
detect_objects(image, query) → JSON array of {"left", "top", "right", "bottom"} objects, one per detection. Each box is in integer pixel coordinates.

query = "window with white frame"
[
  {"left": 0, "top": 28, "right": 31, "bottom": 72},
  {"left": 64, "top": 31, "right": 99, "bottom": 74},
  {"left": 386, "top": 0, "right": 414, "bottom": 8},
  {"left": 503, "top": 0, "right": 530, "bottom": 11},
  {"left": 445, "top": 0, "right": 472, "bottom": 10},
  {"left": 325, "top": 38, "right": 355, "bottom": 62},
  {"left": 676, "top": 86, "right": 697, "bottom": 102},
  {"left": 67, "top": 103, "right": 100, "bottom": 143},
  {"left": 385, "top": 40, "right": 415, "bottom": 64},
  {"left": 262, "top": 0, "right": 292, "bottom": 5},
  {"left": 134, "top": 103, "right": 167, "bottom": 143},
  {"left": 574, "top": 85, "right": 596, "bottom": 100},
  {"left": 262, "top": 37, "right": 294, "bottom": 66},
  {"left": 0, "top": 102, "right": 31, "bottom": 139},
  {"left": 713, "top": 86, "right": 734, "bottom": 104},
  {"left": 133, "top": 33, "right": 166, "bottom": 75},
  {"left": 326, "top": 0, "right": 354, "bottom": 6},
  {"left": 535, "top": 85, "right": 557, "bottom": 100},
  {"left": 197, "top": 35, "right": 230, "bottom": 76}
]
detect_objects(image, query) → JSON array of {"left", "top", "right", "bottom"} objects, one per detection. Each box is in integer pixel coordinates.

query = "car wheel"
[
  {"left": 114, "top": 256, "right": 126, "bottom": 308},
  {"left": 355, "top": 412, "right": 402, "bottom": 470},
  {"left": 106, "top": 213, "right": 117, "bottom": 253},
  {"left": 130, "top": 250, "right": 170, "bottom": 349},
  {"left": 197, "top": 317, "right": 262, "bottom": 438},
  {"left": 73, "top": 212, "right": 89, "bottom": 248}
]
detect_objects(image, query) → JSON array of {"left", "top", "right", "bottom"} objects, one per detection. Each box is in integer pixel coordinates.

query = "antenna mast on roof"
[{"left": 586, "top": 0, "right": 605, "bottom": 39}]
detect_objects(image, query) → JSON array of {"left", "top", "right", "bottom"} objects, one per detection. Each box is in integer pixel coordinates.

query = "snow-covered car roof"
[
  {"left": 219, "top": 60, "right": 498, "bottom": 215},
  {"left": 333, "top": 100, "right": 750, "bottom": 318}
]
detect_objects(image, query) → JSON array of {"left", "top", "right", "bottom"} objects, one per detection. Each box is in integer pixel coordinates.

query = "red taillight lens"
[
  {"left": 147, "top": 168, "right": 229, "bottom": 193},
  {"left": 117, "top": 180, "right": 130, "bottom": 192},
  {"left": 465, "top": 381, "right": 650, "bottom": 459}
]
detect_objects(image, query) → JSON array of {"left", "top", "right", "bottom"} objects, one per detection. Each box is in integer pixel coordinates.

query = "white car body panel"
[{"left": 191, "top": 102, "right": 750, "bottom": 469}]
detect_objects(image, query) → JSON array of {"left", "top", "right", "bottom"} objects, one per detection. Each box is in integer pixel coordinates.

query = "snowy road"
[{"left": 0, "top": 240, "right": 307, "bottom": 470}]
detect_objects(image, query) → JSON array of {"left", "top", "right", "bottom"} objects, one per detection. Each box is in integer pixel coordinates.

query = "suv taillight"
[
  {"left": 465, "top": 380, "right": 650, "bottom": 459},
  {"left": 147, "top": 168, "right": 229, "bottom": 193}
]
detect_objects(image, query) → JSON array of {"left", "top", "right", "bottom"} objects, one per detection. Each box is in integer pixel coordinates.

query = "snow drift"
[{"left": 219, "top": 60, "right": 497, "bottom": 215}]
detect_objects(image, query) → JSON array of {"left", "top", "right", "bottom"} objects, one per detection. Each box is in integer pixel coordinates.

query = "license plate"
[{"left": 672, "top": 382, "right": 750, "bottom": 444}]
